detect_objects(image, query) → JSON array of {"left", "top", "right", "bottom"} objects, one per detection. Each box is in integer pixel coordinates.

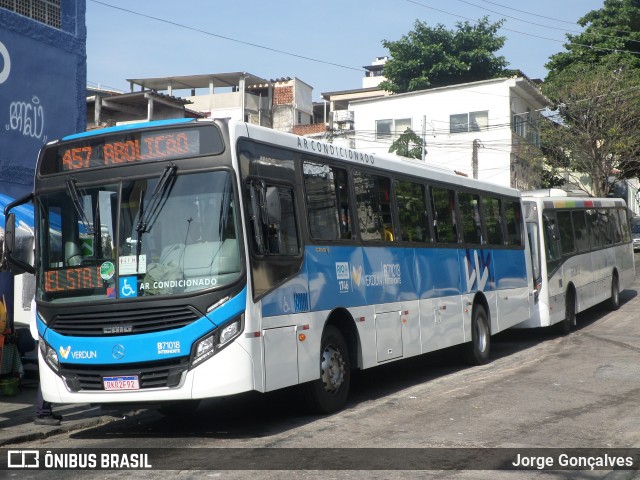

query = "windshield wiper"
[
  {"left": 134, "top": 164, "right": 177, "bottom": 271},
  {"left": 65, "top": 176, "right": 95, "bottom": 235},
  {"left": 136, "top": 164, "right": 177, "bottom": 234}
]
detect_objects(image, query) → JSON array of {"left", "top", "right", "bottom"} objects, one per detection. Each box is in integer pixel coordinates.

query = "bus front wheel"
[
  {"left": 557, "top": 289, "right": 576, "bottom": 335},
  {"left": 462, "top": 305, "right": 490, "bottom": 366},
  {"left": 300, "top": 325, "right": 351, "bottom": 415}
]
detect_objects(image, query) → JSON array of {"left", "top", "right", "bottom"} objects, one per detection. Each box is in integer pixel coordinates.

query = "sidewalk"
[{"left": 0, "top": 364, "right": 144, "bottom": 447}]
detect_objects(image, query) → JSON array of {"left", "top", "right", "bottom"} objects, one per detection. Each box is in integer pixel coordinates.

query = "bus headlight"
[
  {"left": 219, "top": 320, "right": 240, "bottom": 346},
  {"left": 190, "top": 315, "right": 243, "bottom": 368},
  {"left": 39, "top": 336, "right": 60, "bottom": 374}
]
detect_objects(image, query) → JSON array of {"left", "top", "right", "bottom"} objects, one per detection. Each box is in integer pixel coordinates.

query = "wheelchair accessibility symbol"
[{"left": 119, "top": 276, "right": 138, "bottom": 298}]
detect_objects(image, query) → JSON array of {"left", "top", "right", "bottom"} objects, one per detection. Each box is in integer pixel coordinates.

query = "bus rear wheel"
[
  {"left": 462, "top": 305, "right": 490, "bottom": 366},
  {"left": 299, "top": 325, "right": 351, "bottom": 415}
]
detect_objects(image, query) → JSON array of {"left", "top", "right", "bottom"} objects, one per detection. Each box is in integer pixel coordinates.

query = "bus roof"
[
  {"left": 522, "top": 195, "right": 627, "bottom": 209},
  {"left": 60, "top": 118, "right": 196, "bottom": 142}
]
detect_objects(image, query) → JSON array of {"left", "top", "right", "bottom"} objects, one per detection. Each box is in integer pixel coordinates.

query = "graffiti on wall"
[{"left": 1, "top": 40, "right": 48, "bottom": 144}]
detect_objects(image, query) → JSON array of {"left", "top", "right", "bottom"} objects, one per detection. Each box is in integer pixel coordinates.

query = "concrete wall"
[{"left": 0, "top": 1, "right": 86, "bottom": 198}]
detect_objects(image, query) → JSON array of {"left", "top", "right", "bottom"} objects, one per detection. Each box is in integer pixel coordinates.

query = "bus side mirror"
[
  {"left": 4, "top": 212, "right": 35, "bottom": 275},
  {"left": 4, "top": 213, "right": 15, "bottom": 258}
]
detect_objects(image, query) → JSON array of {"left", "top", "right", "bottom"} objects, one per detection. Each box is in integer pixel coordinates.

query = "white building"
[{"left": 350, "top": 76, "right": 549, "bottom": 189}]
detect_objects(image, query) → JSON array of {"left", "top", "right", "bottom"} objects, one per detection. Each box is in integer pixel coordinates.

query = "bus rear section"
[{"left": 517, "top": 192, "right": 634, "bottom": 332}]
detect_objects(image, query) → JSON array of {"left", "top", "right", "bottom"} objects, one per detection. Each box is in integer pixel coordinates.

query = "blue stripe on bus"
[
  {"left": 261, "top": 246, "right": 527, "bottom": 317},
  {"left": 61, "top": 118, "right": 196, "bottom": 141},
  {"left": 42, "top": 286, "right": 247, "bottom": 365}
]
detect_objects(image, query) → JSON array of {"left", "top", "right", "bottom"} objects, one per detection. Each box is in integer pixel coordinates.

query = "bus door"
[
  {"left": 542, "top": 211, "right": 564, "bottom": 324},
  {"left": 524, "top": 201, "right": 542, "bottom": 321}
]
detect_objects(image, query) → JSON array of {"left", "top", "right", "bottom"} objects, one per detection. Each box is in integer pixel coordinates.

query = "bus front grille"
[
  {"left": 60, "top": 357, "right": 190, "bottom": 392},
  {"left": 49, "top": 305, "right": 200, "bottom": 337}
]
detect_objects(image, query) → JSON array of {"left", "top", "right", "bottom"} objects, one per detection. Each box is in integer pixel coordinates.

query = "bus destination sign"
[
  {"left": 58, "top": 130, "right": 200, "bottom": 172},
  {"left": 44, "top": 266, "right": 102, "bottom": 293}
]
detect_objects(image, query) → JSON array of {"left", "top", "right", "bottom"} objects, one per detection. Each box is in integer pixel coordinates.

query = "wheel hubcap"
[
  {"left": 320, "top": 344, "right": 345, "bottom": 394},
  {"left": 477, "top": 320, "right": 488, "bottom": 352}
]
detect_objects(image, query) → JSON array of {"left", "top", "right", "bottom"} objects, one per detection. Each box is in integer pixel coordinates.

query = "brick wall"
[
  {"left": 292, "top": 123, "right": 327, "bottom": 136},
  {"left": 273, "top": 85, "right": 294, "bottom": 105}
]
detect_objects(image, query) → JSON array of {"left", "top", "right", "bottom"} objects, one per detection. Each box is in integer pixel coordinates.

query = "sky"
[{"left": 86, "top": 0, "right": 605, "bottom": 102}]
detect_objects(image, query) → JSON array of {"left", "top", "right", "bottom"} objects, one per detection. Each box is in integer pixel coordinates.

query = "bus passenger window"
[
  {"left": 267, "top": 187, "right": 299, "bottom": 255},
  {"left": 458, "top": 192, "right": 482, "bottom": 245},
  {"left": 431, "top": 187, "right": 457, "bottom": 244},
  {"left": 586, "top": 209, "right": 602, "bottom": 248},
  {"left": 598, "top": 209, "right": 613, "bottom": 245},
  {"left": 394, "top": 179, "right": 430, "bottom": 242},
  {"left": 572, "top": 210, "right": 590, "bottom": 252},
  {"left": 354, "top": 170, "right": 394, "bottom": 242},
  {"left": 247, "top": 183, "right": 300, "bottom": 255},
  {"left": 482, "top": 196, "right": 504, "bottom": 245},
  {"left": 303, "top": 161, "right": 351, "bottom": 241},
  {"left": 505, "top": 201, "right": 523, "bottom": 246},
  {"left": 608, "top": 209, "right": 622, "bottom": 244},
  {"left": 556, "top": 211, "right": 575, "bottom": 254},
  {"left": 618, "top": 208, "right": 631, "bottom": 242}
]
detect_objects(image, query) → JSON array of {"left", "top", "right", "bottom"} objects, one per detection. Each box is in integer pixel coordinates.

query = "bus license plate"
[{"left": 103, "top": 375, "right": 140, "bottom": 391}]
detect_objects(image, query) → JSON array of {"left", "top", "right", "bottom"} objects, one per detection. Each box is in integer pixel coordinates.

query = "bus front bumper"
[{"left": 39, "top": 341, "right": 255, "bottom": 404}]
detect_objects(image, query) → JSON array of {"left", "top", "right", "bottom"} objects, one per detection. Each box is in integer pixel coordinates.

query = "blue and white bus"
[
  {"left": 519, "top": 190, "right": 635, "bottom": 333},
  {"left": 3, "top": 119, "right": 534, "bottom": 413}
]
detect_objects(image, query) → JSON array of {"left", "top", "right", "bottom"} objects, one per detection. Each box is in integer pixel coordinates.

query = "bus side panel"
[
  {"left": 591, "top": 247, "right": 613, "bottom": 306},
  {"left": 417, "top": 247, "right": 464, "bottom": 353},
  {"left": 563, "top": 253, "right": 595, "bottom": 314},
  {"left": 547, "top": 269, "right": 565, "bottom": 326},
  {"left": 492, "top": 249, "right": 529, "bottom": 330}
]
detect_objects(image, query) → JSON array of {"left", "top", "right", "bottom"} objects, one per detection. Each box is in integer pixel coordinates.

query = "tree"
[
  {"left": 546, "top": 0, "right": 640, "bottom": 81},
  {"left": 388, "top": 128, "right": 424, "bottom": 159},
  {"left": 541, "top": 60, "right": 640, "bottom": 197},
  {"left": 379, "top": 17, "right": 512, "bottom": 93}
]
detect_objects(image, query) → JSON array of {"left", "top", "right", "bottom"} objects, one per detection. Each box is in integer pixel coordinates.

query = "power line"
[
  {"left": 476, "top": 0, "right": 640, "bottom": 37},
  {"left": 88, "top": 0, "right": 363, "bottom": 73},
  {"left": 405, "top": 0, "right": 640, "bottom": 58},
  {"left": 453, "top": 0, "right": 640, "bottom": 45}
]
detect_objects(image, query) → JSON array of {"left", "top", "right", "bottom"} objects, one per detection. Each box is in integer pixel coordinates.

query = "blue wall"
[
  {"left": 0, "top": 1, "right": 86, "bottom": 199},
  {"left": 0, "top": 2, "right": 86, "bottom": 328}
]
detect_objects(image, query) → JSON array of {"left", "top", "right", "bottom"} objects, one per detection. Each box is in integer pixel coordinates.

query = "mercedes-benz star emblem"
[{"left": 112, "top": 344, "right": 125, "bottom": 360}]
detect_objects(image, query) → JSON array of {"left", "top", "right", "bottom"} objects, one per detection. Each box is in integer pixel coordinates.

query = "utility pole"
[
  {"left": 421, "top": 115, "right": 427, "bottom": 161},
  {"left": 472, "top": 139, "right": 483, "bottom": 179}
]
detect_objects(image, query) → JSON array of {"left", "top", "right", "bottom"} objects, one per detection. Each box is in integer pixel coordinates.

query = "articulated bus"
[
  {"left": 519, "top": 190, "right": 635, "bottom": 333},
  {"left": 3, "top": 119, "right": 535, "bottom": 414}
]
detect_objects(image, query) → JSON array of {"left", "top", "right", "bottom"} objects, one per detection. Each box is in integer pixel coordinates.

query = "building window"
[
  {"left": 376, "top": 118, "right": 412, "bottom": 140},
  {"left": 450, "top": 111, "right": 488, "bottom": 133},
  {"left": 512, "top": 108, "right": 540, "bottom": 147},
  {"left": 0, "top": 0, "right": 61, "bottom": 29}
]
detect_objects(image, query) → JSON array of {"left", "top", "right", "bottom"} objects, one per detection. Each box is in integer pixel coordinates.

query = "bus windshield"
[{"left": 37, "top": 170, "right": 242, "bottom": 302}]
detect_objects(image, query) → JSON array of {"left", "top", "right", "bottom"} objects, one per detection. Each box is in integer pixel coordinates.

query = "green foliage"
[
  {"left": 546, "top": 0, "right": 640, "bottom": 81},
  {"left": 541, "top": 60, "right": 640, "bottom": 197},
  {"left": 379, "top": 17, "right": 511, "bottom": 93},
  {"left": 388, "top": 128, "right": 424, "bottom": 159}
]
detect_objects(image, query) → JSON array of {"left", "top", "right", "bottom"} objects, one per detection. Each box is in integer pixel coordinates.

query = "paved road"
[{"left": 6, "top": 257, "right": 640, "bottom": 479}]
